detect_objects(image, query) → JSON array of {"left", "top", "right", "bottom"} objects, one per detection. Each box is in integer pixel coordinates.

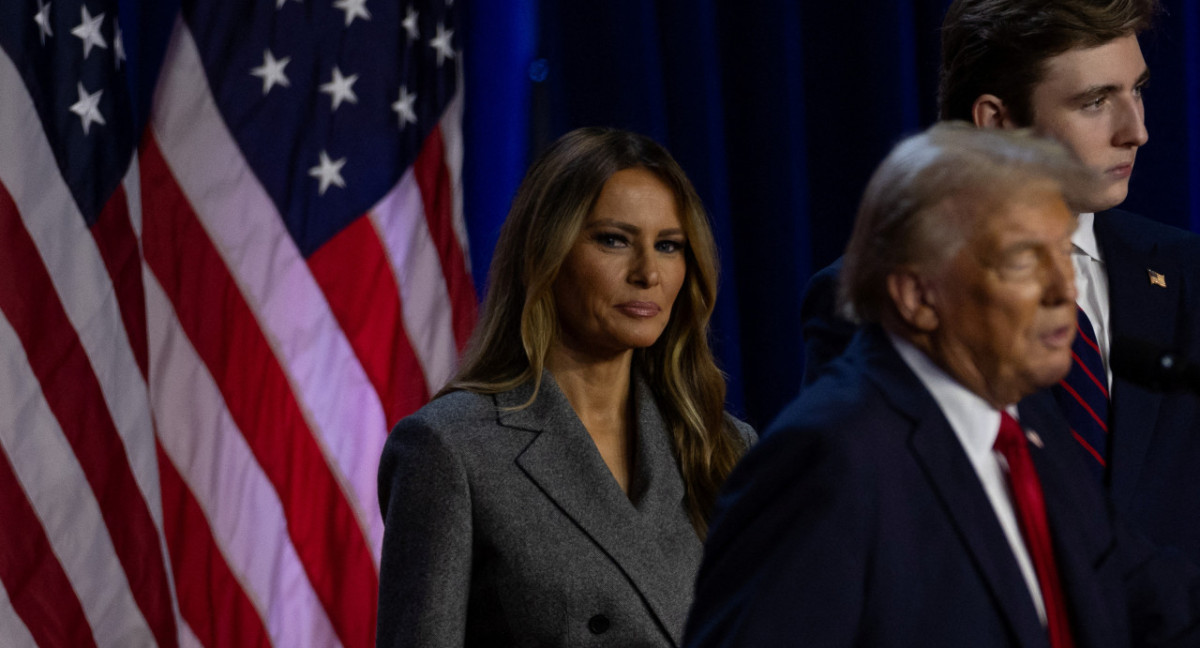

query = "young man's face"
[{"left": 1026, "top": 34, "right": 1150, "bottom": 213}]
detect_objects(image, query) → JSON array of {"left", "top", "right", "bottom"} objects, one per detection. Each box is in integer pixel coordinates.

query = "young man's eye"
[{"left": 1082, "top": 97, "right": 1106, "bottom": 111}]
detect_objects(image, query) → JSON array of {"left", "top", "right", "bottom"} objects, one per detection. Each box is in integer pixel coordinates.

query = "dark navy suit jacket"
[
  {"left": 684, "top": 326, "right": 1200, "bottom": 647},
  {"left": 797, "top": 210, "right": 1200, "bottom": 563}
]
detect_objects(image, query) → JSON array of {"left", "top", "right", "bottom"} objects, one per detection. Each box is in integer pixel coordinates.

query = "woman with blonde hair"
[{"left": 376, "top": 127, "right": 753, "bottom": 647}]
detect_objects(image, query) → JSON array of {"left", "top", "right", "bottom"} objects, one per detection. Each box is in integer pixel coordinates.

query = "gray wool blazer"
[{"left": 376, "top": 372, "right": 754, "bottom": 648}]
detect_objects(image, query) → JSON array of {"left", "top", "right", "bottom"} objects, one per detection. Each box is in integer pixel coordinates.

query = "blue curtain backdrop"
[{"left": 463, "top": 0, "right": 1200, "bottom": 430}]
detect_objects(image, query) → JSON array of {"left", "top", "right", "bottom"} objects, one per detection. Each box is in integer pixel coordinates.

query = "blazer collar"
[
  {"left": 496, "top": 371, "right": 697, "bottom": 647},
  {"left": 854, "top": 327, "right": 1050, "bottom": 646},
  {"left": 1093, "top": 211, "right": 1177, "bottom": 506}
]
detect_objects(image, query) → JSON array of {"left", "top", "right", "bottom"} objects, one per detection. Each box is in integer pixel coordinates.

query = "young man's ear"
[
  {"left": 971, "top": 94, "right": 1017, "bottom": 129},
  {"left": 887, "top": 270, "right": 939, "bottom": 333}
]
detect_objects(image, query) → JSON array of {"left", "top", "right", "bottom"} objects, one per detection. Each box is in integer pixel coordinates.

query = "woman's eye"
[
  {"left": 656, "top": 240, "right": 685, "bottom": 254},
  {"left": 595, "top": 233, "right": 627, "bottom": 248}
]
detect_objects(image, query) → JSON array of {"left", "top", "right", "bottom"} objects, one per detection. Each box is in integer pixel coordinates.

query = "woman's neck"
[{"left": 546, "top": 345, "right": 636, "bottom": 494}]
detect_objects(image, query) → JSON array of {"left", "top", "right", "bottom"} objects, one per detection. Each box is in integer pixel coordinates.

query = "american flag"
[{"left": 0, "top": 0, "right": 476, "bottom": 644}]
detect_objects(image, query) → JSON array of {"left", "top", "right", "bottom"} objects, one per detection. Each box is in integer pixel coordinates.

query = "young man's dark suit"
[
  {"left": 685, "top": 324, "right": 1200, "bottom": 647},
  {"left": 798, "top": 208, "right": 1200, "bottom": 562}
]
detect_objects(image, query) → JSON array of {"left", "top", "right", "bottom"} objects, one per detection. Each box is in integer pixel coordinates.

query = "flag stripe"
[
  {"left": 307, "top": 215, "right": 430, "bottom": 427},
  {"left": 0, "top": 304, "right": 158, "bottom": 648},
  {"left": 150, "top": 20, "right": 388, "bottom": 558},
  {"left": 0, "top": 180, "right": 178, "bottom": 648},
  {"left": 370, "top": 168, "right": 462, "bottom": 396},
  {"left": 140, "top": 133, "right": 377, "bottom": 648},
  {"left": 0, "top": 48, "right": 166, "bottom": 543},
  {"left": 413, "top": 125, "right": 477, "bottom": 352},
  {"left": 90, "top": 185, "right": 150, "bottom": 379},
  {"left": 156, "top": 441, "right": 274, "bottom": 648},
  {"left": 145, "top": 271, "right": 338, "bottom": 648},
  {"left": 0, "top": 577, "right": 40, "bottom": 648},
  {"left": 0, "top": 435, "right": 97, "bottom": 648}
]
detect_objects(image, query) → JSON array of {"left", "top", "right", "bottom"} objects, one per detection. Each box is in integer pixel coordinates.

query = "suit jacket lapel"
[
  {"left": 498, "top": 373, "right": 695, "bottom": 647},
  {"left": 858, "top": 329, "right": 1048, "bottom": 646},
  {"left": 1020, "top": 392, "right": 1121, "bottom": 648},
  {"left": 1094, "top": 212, "right": 1178, "bottom": 508}
]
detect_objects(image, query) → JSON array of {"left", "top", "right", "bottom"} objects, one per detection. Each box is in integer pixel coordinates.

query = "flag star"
[
  {"left": 113, "top": 20, "right": 125, "bottom": 68},
  {"left": 402, "top": 7, "right": 419, "bottom": 41},
  {"left": 250, "top": 49, "right": 291, "bottom": 95},
  {"left": 309, "top": 151, "right": 346, "bottom": 195},
  {"left": 33, "top": 0, "right": 52, "bottom": 45},
  {"left": 333, "top": 0, "right": 371, "bottom": 26},
  {"left": 69, "top": 82, "right": 105, "bottom": 135},
  {"left": 319, "top": 66, "right": 358, "bottom": 110},
  {"left": 71, "top": 5, "right": 107, "bottom": 59},
  {"left": 429, "top": 22, "right": 455, "bottom": 67},
  {"left": 392, "top": 86, "right": 417, "bottom": 128},
  {"left": 275, "top": 0, "right": 301, "bottom": 8}
]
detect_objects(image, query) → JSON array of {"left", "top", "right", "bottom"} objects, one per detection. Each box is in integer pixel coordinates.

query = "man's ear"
[
  {"left": 971, "top": 94, "right": 1017, "bottom": 129},
  {"left": 887, "top": 269, "right": 939, "bottom": 332}
]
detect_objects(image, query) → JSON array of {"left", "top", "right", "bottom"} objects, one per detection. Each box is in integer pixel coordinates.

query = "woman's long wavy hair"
[{"left": 442, "top": 127, "right": 745, "bottom": 537}]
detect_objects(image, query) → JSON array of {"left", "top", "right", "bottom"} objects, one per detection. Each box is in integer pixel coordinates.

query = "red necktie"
[{"left": 994, "top": 412, "right": 1076, "bottom": 648}]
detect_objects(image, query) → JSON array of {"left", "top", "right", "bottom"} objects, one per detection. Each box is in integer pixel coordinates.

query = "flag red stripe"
[
  {"left": 308, "top": 215, "right": 430, "bottom": 427},
  {"left": 140, "top": 134, "right": 377, "bottom": 648},
  {"left": 0, "top": 179, "right": 180, "bottom": 648},
  {"left": 157, "top": 440, "right": 272, "bottom": 648},
  {"left": 0, "top": 446, "right": 98, "bottom": 648},
  {"left": 90, "top": 185, "right": 150, "bottom": 380},
  {"left": 412, "top": 126, "right": 477, "bottom": 352}
]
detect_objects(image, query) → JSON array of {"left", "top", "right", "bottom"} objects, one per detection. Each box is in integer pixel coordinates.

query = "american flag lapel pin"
[{"left": 1148, "top": 269, "right": 1167, "bottom": 288}]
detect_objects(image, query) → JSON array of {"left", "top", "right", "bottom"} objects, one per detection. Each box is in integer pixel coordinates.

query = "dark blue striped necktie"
[{"left": 1052, "top": 306, "right": 1109, "bottom": 481}]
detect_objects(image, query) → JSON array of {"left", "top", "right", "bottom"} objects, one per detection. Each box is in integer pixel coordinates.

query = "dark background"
[{"left": 462, "top": 0, "right": 1200, "bottom": 429}]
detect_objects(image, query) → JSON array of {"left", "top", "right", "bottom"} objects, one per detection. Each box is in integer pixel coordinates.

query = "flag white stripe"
[
  {"left": 0, "top": 47, "right": 165, "bottom": 537},
  {"left": 150, "top": 18, "right": 387, "bottom": 560},
  {"left": 439, "top": 83, "right": 470, "bottom": 265},
  {"left": 146, "top": 272, "right": 338, "bottom": 648},
  {"left": 0, "top": 313, "right": 156, "bottom": 648},
  {"left": 0, "top": 578, "right": 39, "bottom": 648},
  {"left": 124, "top": 149, "right": 144, "bottom": 238},
  {"left": 369, "top": 168, "right": 460, "bottom": 395}
]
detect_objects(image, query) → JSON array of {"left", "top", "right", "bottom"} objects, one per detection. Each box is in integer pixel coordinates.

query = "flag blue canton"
[
  {"left": 182, "top": 0, "right": 458, "bottom": 257},
  {"left": 0, "top": 0, "right": 135, "bottom": 225}
]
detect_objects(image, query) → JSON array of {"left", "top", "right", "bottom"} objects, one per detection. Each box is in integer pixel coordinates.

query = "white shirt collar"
[
  {"left": 887, "top": 332, "right": 1008, "bottom": 465},
  {"left": 1073, "top": 212, "right": 1101, "bottom": 262}
]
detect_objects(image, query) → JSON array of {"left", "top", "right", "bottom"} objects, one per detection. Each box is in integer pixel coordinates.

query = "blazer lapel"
[
  {"left": 498, "top": 373, "right": 694, "bottom": 647},
  {"left": 859, "top": 329, "right": 1048, "bottom": 646},
  {"left": 1094, "top": 212, "right": 1178, "bottom": 509}
]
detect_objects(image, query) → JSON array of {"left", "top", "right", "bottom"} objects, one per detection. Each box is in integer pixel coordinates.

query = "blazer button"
[{"left": 587, "top": 614, "right": 610, "bottom": 635}]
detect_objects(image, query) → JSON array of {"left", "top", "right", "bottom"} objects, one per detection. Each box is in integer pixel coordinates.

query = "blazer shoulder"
[
  {"left": 724, "top": 413, "right": 758, "bottom": 447},
  {"left": 1099, "top": 209, "right": 1200, "bottom": 254},
  {"left": 397, "top": 389, "right": 495, "bottom": 429}
]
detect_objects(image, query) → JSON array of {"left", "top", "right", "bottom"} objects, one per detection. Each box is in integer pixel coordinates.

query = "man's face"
[
  {"left": 924, "top": 183, "right": 1079, "bottom": 407},
  {"left": 1026, "top": 34, "right": 1149, "bottom": 212}
]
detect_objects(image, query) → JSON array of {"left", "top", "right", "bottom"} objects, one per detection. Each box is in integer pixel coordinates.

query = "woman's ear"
[
  {"left": 887, "top": 269, "right": 939, "bottom": 333},
  {"left": 971, "top": 94, "right": 1017, "bottom": 130}
]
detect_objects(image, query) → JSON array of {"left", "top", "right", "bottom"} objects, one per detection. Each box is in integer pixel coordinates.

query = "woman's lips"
[{"left": 617, "top": 301, "right": 661, "bottom": 318}]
